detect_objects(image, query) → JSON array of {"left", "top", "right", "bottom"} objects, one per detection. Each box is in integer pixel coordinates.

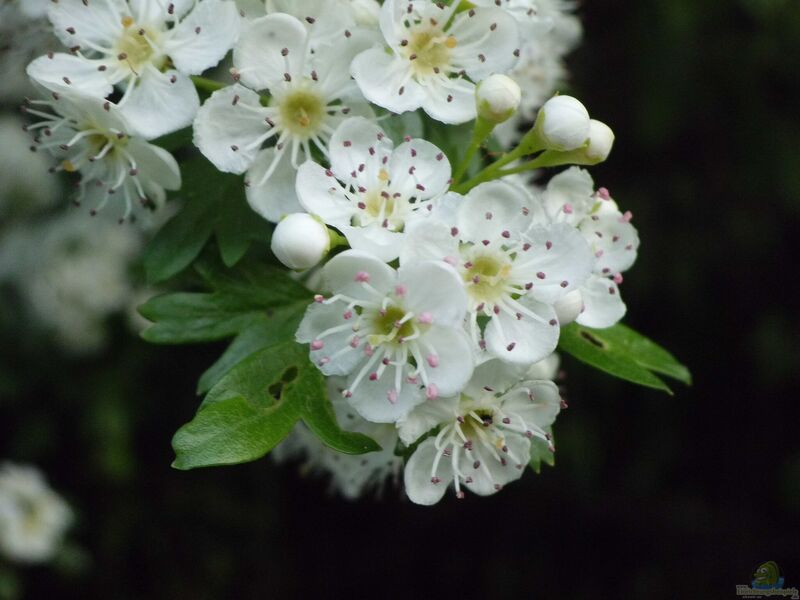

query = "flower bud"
[
  {"left": 584, "top": 119, "right": 615, "bottom": 162},
  {"left": 553, "top": 289, "right": 584, "bottom": 325},
  {"left": 476, "top": 74, "right": 522, "bottom": 124},
  {"left": 537, "top": 95, "right": 591, "bottom": 151},
  {"left": 271, "top": 213, "right": 330, "bottom": 270}
]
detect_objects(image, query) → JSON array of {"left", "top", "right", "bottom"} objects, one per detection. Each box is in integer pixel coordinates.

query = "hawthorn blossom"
[
  {"left": 0, "top": 463, "right": 73, "bottom": 564},
  {"left": 274, "top": 378, "right": 402, "bottom": 499},
  {"left": 193, "top": 13, "right": 373, "bottom": 221},
  {"left": 23, "top": 90, "right": 180, "bottom": 220},
  {"left": 400, "top": 359, "right": 562, "bottom": 504},
  {"left": 401, "top": 180, "right": 593, "bottom": 364},
  {"left": 265, "top": 0, "right": 381, "bottom": 44},
  {"left": 541, "top": 167, "right": 640, "bottom": 328},
  {"left": 351, "top": 0, "right": 520, "bottom": 124},
  {"left": 26, "top": 0, "right": 241, "bottom": 138},
  {"left": 296, "top": 117, "right": 451, "bottom": 262},
  {"left": 296, "top": 250, "right": 473, "bottom": 423}
]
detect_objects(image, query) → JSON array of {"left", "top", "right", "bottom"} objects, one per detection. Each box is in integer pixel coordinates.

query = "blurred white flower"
[
  {"left": 0, "top": 463, "right": 73, "bottom": 564},
  {"left": 0, "top": 212, "right": 142, "bottom": 353},
  {"left": 274, "top": 379, "right": 402, "bottom": 499},
  {"left": 0, "top": 115, "right": 59, "bottom": 219}
]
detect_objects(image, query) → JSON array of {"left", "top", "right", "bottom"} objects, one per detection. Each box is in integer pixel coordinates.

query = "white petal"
[
  {"left": 296, "top": 161, "right": 355, "bottom": 227},
  {"left": 543, "top": 166, "right": 595, "bottom": 223},
  {"left": 419, "top": 80, "right": 477, "bottom": 125},
  {"left": 313, "top": 30, "right": 378, "bottom": 98},
  {"left": 449, "top": 7, "right": 520, "bottom": 80},
  {"left": 125, "top": 138, "right": 181, "bottom": 190},
  {"left": 485, "top": 297, "right": 559, "bottom": 365},
  {"left": 399, "top": 218, "right": 459, "bottom": 266},
  {"left": 397, "top": 262, "right": 467, "bottom": 328},
  {"left": 120, "top": 69, "right": 199, "bottom": 139},
  {"left": 351, "top": 47, "right": 426, "bottom": 114},
  {"left": 193, "top": 84, "right": 269, "bottom": 173},
  {"left": 129, "top": 0, "right": 193, "bottom": 23},
  {"left": 462, "top": 358, "right": 528, "bottom": 398},
  {"left": 26, "top": 54, "right": 113, "bottom": 99},
  {"left": 322, "top": 249, "right": 395, "bottom": 299},
  {"left": 267, "top": 0, "right": 357, "bottom": 47},
  {"left": 346, "top": 364, "right": 423, "bottom": 423},
  {"left": 48, "top": 0, "right": 126, "bottom": 48},
  {"left": 397, "top": 396, "right": 459, "bottom": 446},
  {"left": 404, "top": 438, "right": 452, "bottom": 505},
  {"left": 463, "top": 433, "right": 530, "bottom": 496},
  {"left": 233, "top": 13, "right": 308, "bottom": 91},
  {"left": 458, "top": 180, "right": 532, "bottom": 243},
  {"left": 296, "top": 301, "right": 366, "bottom": 376},
  {"left": 339, "top": 225, "right": 404, "bottom": 263},
  {"left": 501, "top": 380, "right": 562, "bottom": 430},
  {"left": 421, "top": 325, "right": 474, "bottom": 397},
  {"left": 387, "top": 139, "right": 451, "bottom": 201},
  {"left": 576, "top": 275, "right": 627, "bottom": 329},
  {"left": 518, "top": 222, "right": 594, "bottom": 304},
  {"left": 245, "top": 147, "right": 302, "bottom": 222},
  {"left": 329, "top": 116, "right": 392, "bottom": 185},
  {"left": 165, "top": 0, "right": 242, "bottom": 75},
  {"left": 377, "top": 0, "right": 407, "bottom": 48},
  {"left": 580, "top": 205, "right": 640, "bottom": 274}
]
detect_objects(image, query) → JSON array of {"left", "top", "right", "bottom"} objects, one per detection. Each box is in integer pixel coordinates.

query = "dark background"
[{"left": 2, "top": 0, "right": 799, "bottom": 598}]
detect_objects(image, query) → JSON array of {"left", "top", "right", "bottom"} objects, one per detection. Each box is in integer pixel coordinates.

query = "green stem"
[
  {"left": 190, "top": 76, "right": 227, "bottom": 94},
  {"left": 452, "top": 117, "right": 495, "bottom": 184}
]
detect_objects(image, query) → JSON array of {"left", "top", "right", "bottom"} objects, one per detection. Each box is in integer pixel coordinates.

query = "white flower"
[
  {"left": 23, "top": 89, "right": 180, "bottom": 221},
  {"left": 400, "top": 359, "right": 562, "bottom": 504},
  {"left": 536, "top": 94, "right": 590, "bottom": 151},
  {"left": 0, "top": 212, "right": 142, "bottom": 353},
  {"left": 193, "top": 13, "right": 373, "bottom": 222},
  {"left": 401, "top": 181, "right": 594, "bottom": 364},
  {"left": 351, "top": 0, "right": 520, "bottom": 124},
  {"left": 296, "top": 250, "right": 473, "bottom": 423},
  {"left": 271, "top": 213, "right": 330, "bottom": 270},
  {"left": 296, "top": 117, "right": 451, "bottom": 262},
  {"left": 541, "top": 167, "right": 640, "bottom": 328},
  {"left": 0, "top": 463, "right": 73, "bottom": 564},
  {"left": 273, "top": 378, "right": 402, "bottom": 499},
  {"left": 476, "top": 73, "right": 521, "bottom": 124},
  {"left": 26, "top": 0, "right": 241, "bottom": 138}
]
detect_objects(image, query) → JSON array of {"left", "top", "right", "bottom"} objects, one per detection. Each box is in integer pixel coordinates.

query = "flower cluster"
[
  {"left": 16, "top": 0, "right": 643, "bottom": 504},
  {"left": 21, "top": 0, "right": 242, "bottom": 220}
]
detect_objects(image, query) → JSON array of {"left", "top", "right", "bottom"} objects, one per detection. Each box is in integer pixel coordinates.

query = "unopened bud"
[
  {"left": 584, "top": 119, "right": 615, "bottom": 162},
  {"left": 271, "top": 213, "right": 330, "bottom": 270},
  {"left": 536, "top": 95, "right": 591, "bottom": 151},
  {"left": 553, "top": 289, "right": 584, "bottom": 325},
  {"left": 476, "top": 74, "right": 521, "bottom": 124}
]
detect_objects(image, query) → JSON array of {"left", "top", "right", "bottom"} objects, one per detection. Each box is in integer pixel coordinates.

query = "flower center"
[
  {"left": 463, "top": 252, "right": 512, "bottom": 304},
  {"left": 115, "top": 18, "right": 161, "bottom": 73},
  {"left": 405, "top": 28, "right": 456, "bottom": 76},
  {"left": 370, "top": 305, "right": 416, "bottom": 344},
  {"left": 278, "top": 87, "right": 327, "bottom": 139}
]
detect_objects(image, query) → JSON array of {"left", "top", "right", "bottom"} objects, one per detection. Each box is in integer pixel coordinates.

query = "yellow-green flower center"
[
  {"left": 278, "top": 88, "right": 327, "bottom": 139},
  {"left": 406, "top": 29, "right": 457, "bottom": 77},
  {"left": 115, "top": 18, "right": 163, "bottom": 73},
  {"left": 464, "top": 254, "right": 512, "bottom": 304}
]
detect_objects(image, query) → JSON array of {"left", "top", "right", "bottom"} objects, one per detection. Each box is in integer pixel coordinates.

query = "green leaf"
[
  {"left": 196, "top": 305, "right": 306, "bottom": 394},
  {"left": 143, "top": 156, "right": 270, "bottom": 283},
  {"left": 529, "top": 435, "right": 555, "bottom": 474},
  {"left": 557, "top": 323, "right": 691, "bottom": 394},
  {"left": 139, "top": 256, "right": 312, "bottom": 345},
  {"left": 172, "top": 342, "right": 380, "bottom": 470}
]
